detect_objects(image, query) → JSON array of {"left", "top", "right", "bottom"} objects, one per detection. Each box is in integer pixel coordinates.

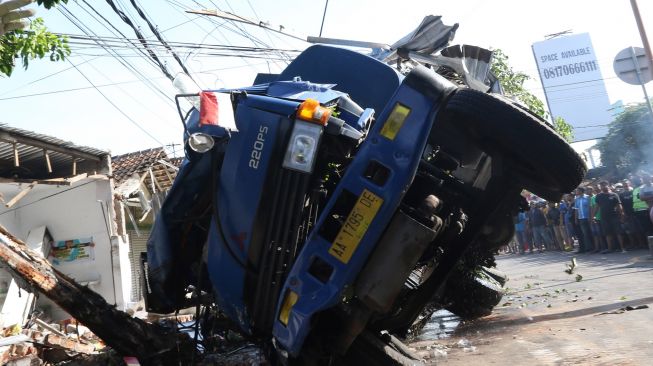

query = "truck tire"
[
  {"left": 443, "top": 267, "right": 505, "bottom": 320},
  {"left": 442, "top": 88, "right": 586, "bottom": 201}
]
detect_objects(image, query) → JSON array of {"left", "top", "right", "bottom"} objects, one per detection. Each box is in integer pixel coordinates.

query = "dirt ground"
[{"left": 410, "top": 249, "right": 653, "bottom": 365}]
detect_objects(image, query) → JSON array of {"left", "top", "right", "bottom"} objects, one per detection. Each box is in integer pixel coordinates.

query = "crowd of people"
[{"left": 508, "top": 172, "right": 653, "bottom": 254}]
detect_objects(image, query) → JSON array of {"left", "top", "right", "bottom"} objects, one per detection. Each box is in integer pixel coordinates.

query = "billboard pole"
[
  {"left": 630, "top": 0, "right": 653, "bottom": 75},
  {"left": 628, "top": 47, "right": 653, "bottom": 120},
  {"left": 531, "top": 45, "right": 555, "bottom": 122}
]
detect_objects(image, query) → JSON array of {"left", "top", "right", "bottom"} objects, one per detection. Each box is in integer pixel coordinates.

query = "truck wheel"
[
  {"left": 442, "top": 88, "right": 586, "bottom": 201},
  {"left": 443, "top": 267, "right": 505, "bottom": 320},
  {"left": 343, "top": 330, "right": 422, "bottom": 366}
]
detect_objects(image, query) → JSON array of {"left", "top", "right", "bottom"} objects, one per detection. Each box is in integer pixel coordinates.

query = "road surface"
[{"left": 410, "top": 249, "right": 653, "bottom": 365}]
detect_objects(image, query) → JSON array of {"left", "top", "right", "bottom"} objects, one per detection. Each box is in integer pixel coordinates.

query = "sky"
[{"left": 0, "top": 0, "right": 651, "bottom": 157}]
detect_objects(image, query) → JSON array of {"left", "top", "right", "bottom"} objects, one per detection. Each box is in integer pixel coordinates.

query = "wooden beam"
[
  {"left": 43, "top": 149, "right": 52, "bottom": 173},
  {"left": 64, "top": 173, "right": 88, "bottom": 184},
  {"left": 123, "top": 204, "right": 141, "bottom": 237},
  {"left": 138, "top": 208, "right": 151, "bottom": 223},
  {"left": 162, "top": 165, "right": 174, "bottom": 184},
  {"left": 13, "top": 143, "right": 19, "bottom": 167},
  {"left": 157, "top": 159, "right": 179, "bottom": 172},
  {"left": 138, "top": 172, "right": 148, "bottom": 185},
  {"left": 5, "top": 181, "right": 37, "bottom": 208},
  {"left": 0, "top": 177, "right": 71, "bottom": 186},
  {"left": 149, "top": 167, "right": 163, "bottom": 193}
]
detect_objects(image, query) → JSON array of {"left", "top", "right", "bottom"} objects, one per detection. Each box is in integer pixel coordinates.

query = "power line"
[
  {"left": 167, "top": 0, "right": 294, "bottom": 66},
  {"left": 0, "top": 57, "right": 100, "bottom": 97},
  {"left": 0, "top": 61, "right": 271, "bottom": 101},
  {"left": 129, "top": 0, "right": 192, "bottom": 76},
  {"left": 67, "top": 58, "right": 166, "bottom": 146},
  {"left": 164, "top": 0, "right": 288, "bottom": 75},
  {"left": 58, "top": 33, "right": 303, "bottom": 53},
  {"left": 77, "top": 0, "right": 160, "bottom": 71},
  {"left": 104, "top": 0, "right": 174, "bottom": 80},
  {"left": 0, "top": 79, "right": 151, "bottom": 100},
  {"left": 58, "top": 6, "right": 176, "bottom": 108}
]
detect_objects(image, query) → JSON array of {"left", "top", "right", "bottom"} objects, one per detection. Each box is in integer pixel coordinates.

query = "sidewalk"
[{"left": 412, "top": 249, "right": 653, "bottom": 365}]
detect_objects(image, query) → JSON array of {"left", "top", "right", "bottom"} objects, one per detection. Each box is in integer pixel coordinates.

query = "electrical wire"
[
  {"left": 58, "top": 6, "right": 176, "bottom": 106},
  {"left": 129, "top": 0, "right": 192, "bottom": 77},
  {"left": 0, "top": 57, "right": 101, "bottom": 97},
  {"left": 60, "top": 33, "right": 303, "bottom": 53},
  {"left": 0, "top": 178, "right": 102, "bottom": 215},
  {"left": 104, "top": 0, "right": 174, "bottom": 80},
  {"left": 77, "top": 0, "right": 161, "bottom": 71},
  {"left": 0, "top": 61, "right": 271, "bottom": 101},
  {"left": 67, "top": 58, "right": 167, "bottom": 146},
  {"left": 165, "top": 0, "right": 293, "bottom": 70}
]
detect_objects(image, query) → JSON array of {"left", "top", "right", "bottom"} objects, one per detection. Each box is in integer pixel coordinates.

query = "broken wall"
[{"left": 0, "top": 177, "right": 132, "bottom": 322}]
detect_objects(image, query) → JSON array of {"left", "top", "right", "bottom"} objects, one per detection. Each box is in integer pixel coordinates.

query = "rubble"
[{"left": 0, "top": 224, "right": 194, "bottom": 365}]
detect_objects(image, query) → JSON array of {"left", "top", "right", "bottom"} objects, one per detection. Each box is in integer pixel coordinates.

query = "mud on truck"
[{"left": 141, "top": 23, "right": 586, "bottom": 365}]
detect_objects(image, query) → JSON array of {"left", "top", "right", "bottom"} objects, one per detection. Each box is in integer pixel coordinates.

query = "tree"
[
  {"left": 0, "top": 0, "right": 69, "bottom": 77},
  {"left": 490, "top": 49, "right": 574, "bottom": 142},
  {"left": 596, "top": 102, "right": 653, "bottom": 176}
]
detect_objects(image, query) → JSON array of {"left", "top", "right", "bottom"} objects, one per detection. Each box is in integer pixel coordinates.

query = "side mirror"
[{"left": 188, "top": 132, "right": 214, "bottom": 153}]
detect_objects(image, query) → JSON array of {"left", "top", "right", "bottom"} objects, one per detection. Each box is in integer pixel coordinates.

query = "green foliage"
[
  {"left": 36, "top": 0, "right": 68, "bottom": 9},
  {"left": 596, "top": 102, "right": 653, "bottom": 176},
  {"left": 0, "top": 18, "right": 70, "bottom": 76},
  {"left": 553, "top": 116, "right": 574, "bottom": 143},
  {"left": 490, "top": 49, "right": 574, "bottom": 142}
]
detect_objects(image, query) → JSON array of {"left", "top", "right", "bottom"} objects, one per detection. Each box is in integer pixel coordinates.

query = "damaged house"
[
  {"left": 111, "top": 147, "right": 181, "bottom": 302},
  {"left": 0, "top": 124, "right": 134, "bottom": 326}
]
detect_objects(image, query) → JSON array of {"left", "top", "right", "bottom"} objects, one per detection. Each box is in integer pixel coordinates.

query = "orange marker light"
[{"left": 297, "top": 98, "right": 331, "bottom": 125}]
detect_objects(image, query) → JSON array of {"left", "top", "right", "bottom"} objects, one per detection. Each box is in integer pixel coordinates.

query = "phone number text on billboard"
[{"left": 541, "top": 60, "right": 598, "bottom": 80}]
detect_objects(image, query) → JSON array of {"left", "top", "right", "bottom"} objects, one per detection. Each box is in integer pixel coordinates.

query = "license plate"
[{"left": 328, "top": 189, "right": 383, "bottom": 264}]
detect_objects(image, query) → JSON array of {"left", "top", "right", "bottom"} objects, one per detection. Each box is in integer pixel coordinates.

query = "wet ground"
[{"left": 409, "top": 249, "right": 653, "bottom": 365}]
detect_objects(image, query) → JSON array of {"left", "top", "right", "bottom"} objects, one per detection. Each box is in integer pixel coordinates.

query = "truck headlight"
[{"left": 282, "top": 120, "right": 323, "bottom": 174}]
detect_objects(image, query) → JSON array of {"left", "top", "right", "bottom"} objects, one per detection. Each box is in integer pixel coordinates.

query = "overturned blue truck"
[{"left": 142, "top": 40, "right": 586, "bottom": 364}]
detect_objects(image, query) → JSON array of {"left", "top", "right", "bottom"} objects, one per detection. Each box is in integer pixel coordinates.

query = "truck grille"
[{"left": 250, "top": 166, "right": 317, "bottom": 332}]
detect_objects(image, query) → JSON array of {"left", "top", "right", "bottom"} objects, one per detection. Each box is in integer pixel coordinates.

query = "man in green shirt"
[
  {"left": 633, "top": 175, "right": 653, "bottom": 237},
  {"left": 587, "top": 186, "right": 606, "bottom": 253}
]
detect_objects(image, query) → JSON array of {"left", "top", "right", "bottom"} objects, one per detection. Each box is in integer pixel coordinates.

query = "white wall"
[{"left": 0, "top": 177, "right": 132, "bottom": 320}]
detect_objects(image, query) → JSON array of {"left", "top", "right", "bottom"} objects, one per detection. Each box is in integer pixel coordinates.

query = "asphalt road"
[{"left": 410, "top": 249, "right": 653, "bottom": 365}]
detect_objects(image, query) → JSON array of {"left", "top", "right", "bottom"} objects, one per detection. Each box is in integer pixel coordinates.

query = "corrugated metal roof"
[
  {"left": 0, "top": 123, "right": 109, "bottom": 157},
  {"left": 0, "top": 123, "right": 110, "bottom": 179}
]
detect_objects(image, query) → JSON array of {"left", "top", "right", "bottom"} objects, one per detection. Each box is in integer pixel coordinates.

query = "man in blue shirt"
[
  {"left": 574, "top": 187, "right": 594, "bottom": 253},
  {"left": 514, "top": 211, "right": 528, "bottom": 254}
]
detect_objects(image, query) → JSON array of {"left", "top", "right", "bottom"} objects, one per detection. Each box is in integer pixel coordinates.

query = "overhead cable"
[
  {"left": 104, "top": 0, "right": 174, "bottom": 80},
  {"left": 129, "top": 0, "right": 192, "bottom": 77}
]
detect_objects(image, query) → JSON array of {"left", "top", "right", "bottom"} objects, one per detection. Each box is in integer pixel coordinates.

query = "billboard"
[{"left": 532, "top": 33, "right": 612, "bottom": 141}]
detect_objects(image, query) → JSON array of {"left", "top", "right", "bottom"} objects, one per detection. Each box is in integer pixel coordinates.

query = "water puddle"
[{"left": 416, "top": 309, "right": 461, "bottom": 341}]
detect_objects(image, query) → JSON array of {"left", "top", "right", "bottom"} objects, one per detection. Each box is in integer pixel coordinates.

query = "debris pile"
[{"left": 0, "top": 317, "right": 104, "bottom": 365}]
